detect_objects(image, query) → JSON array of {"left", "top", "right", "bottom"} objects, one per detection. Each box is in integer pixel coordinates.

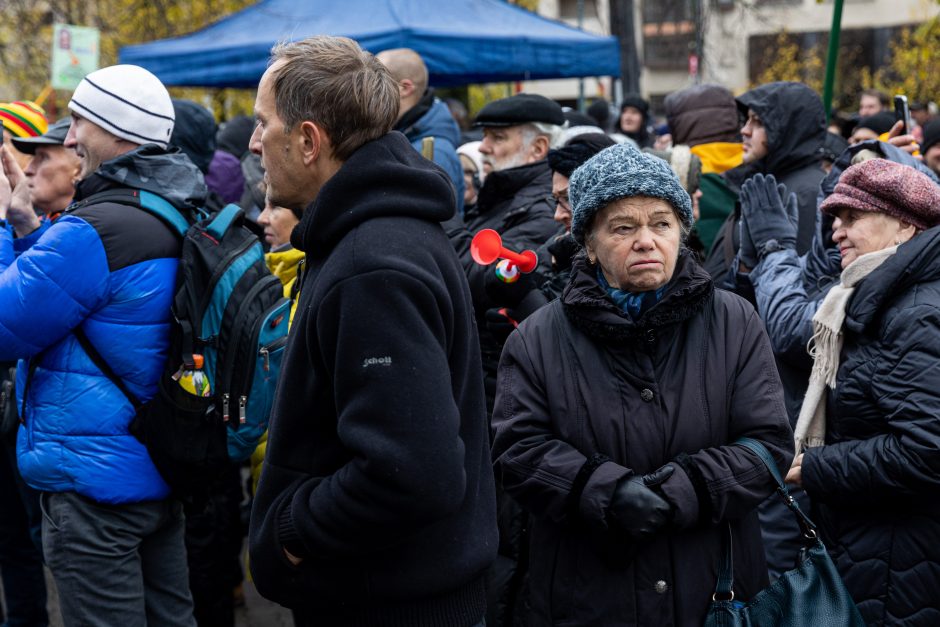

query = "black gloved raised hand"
[
  {"left": 484, "top": 307, "right": 519, "bottom": 344},
  {"left": 547, "top": 232, "right": 580, "bottom": 271},
  {"left": 607, "top": 465, "right": 675, "bottom": 540},
  {"left": 737, "top": 212, "right": 758, "bottom": 272},
  {"left": 740, "top": 173, "right": 799, "bottom": 257},
  {"left": 484, "top": 264, "right": 536, "bottom": 308}
]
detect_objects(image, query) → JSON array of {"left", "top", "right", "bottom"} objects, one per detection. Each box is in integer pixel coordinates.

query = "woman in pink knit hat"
[{"left": 785, "top": 158, "right": 940, "bottom": 626}]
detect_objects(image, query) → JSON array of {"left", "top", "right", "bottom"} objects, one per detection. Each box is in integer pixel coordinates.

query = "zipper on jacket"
[
  {"left": 222, "top": 393, "right": 230, "bottom": 423},
  {"left": 238, "top": 395, "right": 246, "bottom": 424}
]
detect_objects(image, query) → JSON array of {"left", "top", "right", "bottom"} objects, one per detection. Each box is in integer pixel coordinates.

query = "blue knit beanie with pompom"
[{"left": 569, "top": 142, "right": 693, "bottom": 245}]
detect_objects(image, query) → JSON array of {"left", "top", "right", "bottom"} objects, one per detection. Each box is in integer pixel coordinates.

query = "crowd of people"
[{"left": 1, "top": 34, "right": 940, "bottom": 627}]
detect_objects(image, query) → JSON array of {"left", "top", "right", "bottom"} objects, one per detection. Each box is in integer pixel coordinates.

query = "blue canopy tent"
[{"left": 119, "top": 0, "right": 620, "bottom": 88}]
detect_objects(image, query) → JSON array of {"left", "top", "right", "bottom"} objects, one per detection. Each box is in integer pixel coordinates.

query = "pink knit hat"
[{"left": 820, "top": 159, "right": 940, "bottom": 231}]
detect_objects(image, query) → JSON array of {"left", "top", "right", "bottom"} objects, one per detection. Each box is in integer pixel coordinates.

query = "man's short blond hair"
[{"left": 269, "top": 36, "right": 400, "bottom": 161}]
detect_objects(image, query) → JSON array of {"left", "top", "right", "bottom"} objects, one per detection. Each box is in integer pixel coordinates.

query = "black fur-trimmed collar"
[{"left": 561, "top": 252, "right": 714, "bottom": 344}]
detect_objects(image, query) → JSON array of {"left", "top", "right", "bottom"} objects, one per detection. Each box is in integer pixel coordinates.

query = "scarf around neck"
[
  {"left": 596, "top": 268, "right": 664, "bottom": 320},
  {"left": 794, "top": 244, "right": 898, "bottom": 454}
]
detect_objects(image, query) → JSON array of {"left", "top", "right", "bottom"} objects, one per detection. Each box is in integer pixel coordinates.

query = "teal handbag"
[{"left": 704, "top": 438, "right": 865, "bottom": 627}]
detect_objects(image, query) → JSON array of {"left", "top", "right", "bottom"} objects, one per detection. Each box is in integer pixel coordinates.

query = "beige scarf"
[{"left": 794, "top": 245, "right": 898, "bottom": 454}]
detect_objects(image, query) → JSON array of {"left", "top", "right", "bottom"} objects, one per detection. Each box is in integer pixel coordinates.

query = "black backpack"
[{"left": 65, "top": 189, "right": 291, "bottom": 506}]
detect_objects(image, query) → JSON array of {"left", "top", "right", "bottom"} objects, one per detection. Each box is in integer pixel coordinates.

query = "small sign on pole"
[{"left": 51, "top": 23, "right": 100, "bottom": 90}]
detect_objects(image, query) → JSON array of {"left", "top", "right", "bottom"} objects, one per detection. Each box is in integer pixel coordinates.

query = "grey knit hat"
[{"left": 569, "top": 142, "right": 693, "bottom": 245}]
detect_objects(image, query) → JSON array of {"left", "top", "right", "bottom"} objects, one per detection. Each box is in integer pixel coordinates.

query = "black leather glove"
[
  {"left": 740, "top": 173, "right": 799, "bottom": 257},
  {"left": 484, "top": 264, "right": 536, "bottom": 308},
  {"left": 737, "top": 210, "right": 758, "bottom": 272},
  {"left": 607, "top": 465, "right": 675, "bottom": 540},
  {"left": 547, "top": 232, "right": 580, "bottom": 271},
  {"left": 484, "top": 307, "right": 519, "bottom": 344}
]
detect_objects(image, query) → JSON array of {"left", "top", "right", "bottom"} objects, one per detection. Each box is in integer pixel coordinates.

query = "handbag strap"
[
  {"left": 736, "top": 437, "right": 817, "bottom": 539},
  {"left": 712, "top": 438, "right": 819, "bottom": 601}
]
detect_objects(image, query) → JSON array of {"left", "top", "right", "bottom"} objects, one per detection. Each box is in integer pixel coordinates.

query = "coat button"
[
  {"left": 655, "top": 580, "right": 668, "bottom": 594},
  {"left": 640, "top": 388, "right": 654, "bottom": 402}
]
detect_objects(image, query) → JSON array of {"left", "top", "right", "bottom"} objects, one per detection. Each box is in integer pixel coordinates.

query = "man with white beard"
[{"left": 441, "top": 93, "right": 563, "bottom": 413}]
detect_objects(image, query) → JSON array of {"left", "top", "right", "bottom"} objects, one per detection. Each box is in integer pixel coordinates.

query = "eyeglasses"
[{"left": 546, "top": 194, "right": 570, "bottom": 210}]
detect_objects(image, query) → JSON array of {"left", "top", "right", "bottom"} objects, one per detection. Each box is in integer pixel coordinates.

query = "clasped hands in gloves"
[
  {"left": 737, "top": 173, "right": 799, "bottom": 272},
  {"left": 607, "top": 465, "right": 675, "bottom": 540}
]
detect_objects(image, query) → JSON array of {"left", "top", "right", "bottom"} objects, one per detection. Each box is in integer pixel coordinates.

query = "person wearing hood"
[
  {"left": 247, "top": 36, "right": 496, "bottom": 626},
  {"left": 784, "top": 159, "right": 940, "bottom": 626},
  {"left": 0, "top": 64, "right": 202, "bottom": 625},
  {"left": 704, "top": 81, "right": 827, "bottom": 283},
  {"left": 663, "top": 84, "right": 744, "bottom": 250},
  {"left": 616, "top": 95, "right": 653, "bottom": 148},
  {"left": 377, "top": 48, "right": 465, "bottom": 214}
]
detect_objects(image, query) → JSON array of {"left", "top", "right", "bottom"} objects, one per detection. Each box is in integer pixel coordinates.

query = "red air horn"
[{"left": 470, "top": 229, "right": 538, "bottom": 274}]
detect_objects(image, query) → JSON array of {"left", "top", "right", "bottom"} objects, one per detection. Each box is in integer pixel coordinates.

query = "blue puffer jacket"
[
  {"left": 402, "top": 97, "right": 465, "bottom": 214},
  {"left": 0, "top": 145, "right": 207, "bottom": 504}
]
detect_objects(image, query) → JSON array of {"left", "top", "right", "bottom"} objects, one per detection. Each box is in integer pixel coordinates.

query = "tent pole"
[
  {"left": 577, "top": 0, "right": 585, "bottom": 111},
  {"left": 822, "top": 0, "right": 845, "bottom": 122}
]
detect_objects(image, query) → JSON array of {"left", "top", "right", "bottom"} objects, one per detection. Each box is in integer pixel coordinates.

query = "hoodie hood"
[
  {"left": 736, "top": 81, "right": 826, "bottom": 176},
  {"left": 291, "top": 131, "right": 455, "bottom": 257},
  {"left": 76, "top": 143, "right": 208, "bottom": 211},
  {"left": 665, "top": 84, "right": 740, "bottom": 147}
]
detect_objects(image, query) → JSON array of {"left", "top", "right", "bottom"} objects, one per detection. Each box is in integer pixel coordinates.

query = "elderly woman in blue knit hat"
[{"left": 491, "top": 143, "right": 793, "bottom": 625}]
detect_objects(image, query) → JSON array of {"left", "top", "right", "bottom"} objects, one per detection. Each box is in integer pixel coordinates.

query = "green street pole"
[{"left": 822, "top": 0, "right": 845, "bottom": 122}]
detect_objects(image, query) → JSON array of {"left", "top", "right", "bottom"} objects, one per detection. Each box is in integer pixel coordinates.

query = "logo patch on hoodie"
[{"left": 362, "top": 356, "right": 392, "bottom": 368}]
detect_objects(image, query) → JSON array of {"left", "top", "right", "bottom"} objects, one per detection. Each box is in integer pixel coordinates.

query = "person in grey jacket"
[{"left": 492, "top": 143, "right": 793, "bottom": 626}]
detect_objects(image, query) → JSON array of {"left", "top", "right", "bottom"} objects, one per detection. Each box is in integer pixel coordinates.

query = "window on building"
[{"left": 559, "top": 0, "right": 599, "bottom": 20}]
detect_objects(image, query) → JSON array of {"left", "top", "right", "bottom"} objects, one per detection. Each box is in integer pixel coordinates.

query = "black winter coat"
[
  {"left": 802, "top": 227, "right": 940, "bottom": 626},
  {"left": 248, "top": 132, "right": 497, "bottom": 626},
  {"left": 442, "top": 160, "right": 558, "bottom": 404},
  {"left": 492, "top": 253, "right": 794, "bottom": 626}
]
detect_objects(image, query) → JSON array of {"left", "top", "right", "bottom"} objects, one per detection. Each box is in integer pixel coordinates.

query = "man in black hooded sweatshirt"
[
  {"left": 704, "top": 81, "right": 826, "bottom": 282},
  {"left": 247, "top": 36, "right": 497, "bottom": 627}
]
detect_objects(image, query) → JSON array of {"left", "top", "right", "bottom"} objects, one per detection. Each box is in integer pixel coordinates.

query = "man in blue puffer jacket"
[
  {"left": 377, "top": 48, "right": 465, "bottom": 214},
  {"left": 0, "top": 64, "right": 203, "bottom": 626}
]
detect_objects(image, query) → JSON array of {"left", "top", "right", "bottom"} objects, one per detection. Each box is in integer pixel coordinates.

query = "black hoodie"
[
  {"left": 248, "top": 132, "right": 497, "bottom": 625},
  {"left": 705, "top": 82, "right": 827, "bottom": 279}
]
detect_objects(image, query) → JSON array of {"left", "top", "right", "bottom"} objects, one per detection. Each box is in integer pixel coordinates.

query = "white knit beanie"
[{"left": 68, "top": 65, "right": 175, "bottom": 149}]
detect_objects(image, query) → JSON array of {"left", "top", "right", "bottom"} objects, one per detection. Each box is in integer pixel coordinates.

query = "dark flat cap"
[
  {"left": 473, "top": 93, "right": 564, "bottom": 128},
  {"left": 11, "top": 117, "right": 70, "bottom": 154}
]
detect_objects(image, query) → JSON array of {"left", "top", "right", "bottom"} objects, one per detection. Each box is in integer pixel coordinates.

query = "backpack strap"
[
  {"left": 73, "top": 326, "right": 142, "bottom": 411},
  {"left": 68, "top": 189, "right": 190, "bottom": 239},
  {"left": 206, "top": 204, "right": 243, "bottom": 241}
]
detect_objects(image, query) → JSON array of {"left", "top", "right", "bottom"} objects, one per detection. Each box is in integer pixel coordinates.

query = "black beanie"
[
  {"left": 547, "top": 133, "right": 616, "bottom": 178},
  {"left": 856, "top": 111, "right": 896, "bottom": 136},
  {"left": 620, "top": 95, "right": 649, "bottom": 116},
  {"left": 921, "top": 118, "right": 940, "bottom": 155},
  {"left": 170, "top": 99, "right": 217, "bottom": 175}
]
